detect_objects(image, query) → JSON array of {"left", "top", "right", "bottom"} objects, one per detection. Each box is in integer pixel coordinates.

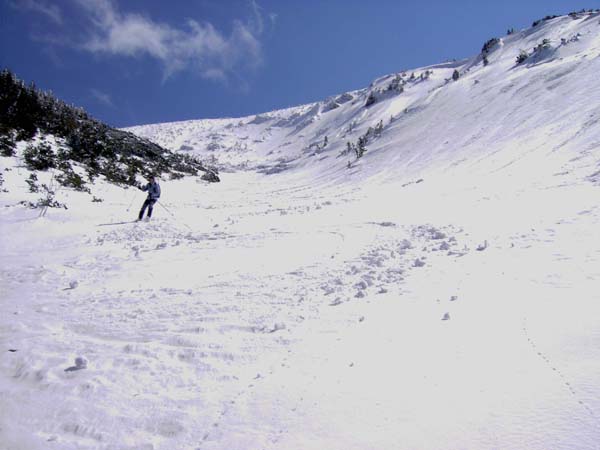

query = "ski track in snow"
[
  {"left": 1, "top": 172, "right": 496, "bottom": 449},
  {"left": 3, "top": 172, "right": 600, "bottom": 449},
  {"left": 522, "top": 317, "right": 600, "bottom": 427}
]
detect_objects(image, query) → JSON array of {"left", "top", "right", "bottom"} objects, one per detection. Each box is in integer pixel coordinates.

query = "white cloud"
[
  {"left": 9, "top": 0, "right": 63, "bottom": 24},
  {"left": 71, "top": 0, "right": 266, "bottom": 81}
]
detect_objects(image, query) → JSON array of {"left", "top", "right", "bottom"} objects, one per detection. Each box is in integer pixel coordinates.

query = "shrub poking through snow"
[
  {"left": 26, "top": 173, "right": 39, "bottom": 192},
  {"left": 481, "top": 37, "right": 500, "bottom": 54},
  {"left": 481, "top": 38, "right": 499, "bottom": 67},
  {"left": 23, "top": 141, "right": 56, "bottom": 171},
  {"left": 516, "top": 50, "right": 529, "bottom": 64},
  {"left": 346, "top": 120, "right": 385, "bottom": 161},
  {"left": 56, "top": 167, "right": 90, "bottom": 193},
  {"left": 420, "top": 70, "right": 433, "bottom": 81},
  {"left": 356, "top": 136, "right": 367, "bottom": 158},
  {"left": 532, "top": 15, "right": 559, "bottom": 27},
  {"left": 345, "top": 141, "right": 355, "bottom": 156},
  {"left": 561, "top": 34, "right": 582, "bottom": 46},
  {"left": 568, "top": 9, "right": 598, "bottom": 19},
  {"left": 387, "top": 75, "right": 404, "bottom": 92},
  {"left": 365, "top": 92, "right": 377, "bottom": 107},
  {"left": 534, "top": 39, "right": 552, "bottom": 53},
  {"left": 24, "top": 183, "right": 66, "bottom": 210}
]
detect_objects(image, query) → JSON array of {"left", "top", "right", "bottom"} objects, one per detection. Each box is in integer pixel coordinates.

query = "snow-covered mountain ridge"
[{"left": 128, "top": 11, "right": 600, "bottom": 188}]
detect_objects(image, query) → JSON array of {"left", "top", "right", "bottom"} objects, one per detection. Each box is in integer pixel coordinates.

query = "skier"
[{"left": 137, "top": 175, "right": 161, "bottom": 221}]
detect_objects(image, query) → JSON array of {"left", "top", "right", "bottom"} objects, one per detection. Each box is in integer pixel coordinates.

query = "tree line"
[{"left": 0, "top": 69, "right": 219, "bottom": 191}]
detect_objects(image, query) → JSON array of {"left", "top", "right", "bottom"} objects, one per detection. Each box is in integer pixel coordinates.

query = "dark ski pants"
[{"left": 139, "top": 198, "right": 157, "bottom": 220}]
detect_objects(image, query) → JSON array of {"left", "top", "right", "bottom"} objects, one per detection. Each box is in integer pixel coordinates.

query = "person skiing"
[{"left": 137, "top": 175, "right": 161, "bottom": 221}]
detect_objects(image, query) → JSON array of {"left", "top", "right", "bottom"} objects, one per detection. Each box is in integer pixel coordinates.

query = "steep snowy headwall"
[{"left": 127, "top": 12, "right": 600, "bottom": 191}]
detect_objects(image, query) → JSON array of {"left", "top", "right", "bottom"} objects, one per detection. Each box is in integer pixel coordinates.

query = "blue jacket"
[{"left": 141, "top": 181, "right": 161, "bottom": 200}]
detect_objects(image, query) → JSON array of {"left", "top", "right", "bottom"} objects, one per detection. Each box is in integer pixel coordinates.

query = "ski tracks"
[
  {"left": 194, "top": 221, "right": 474, "bottom": 448},
  {"left": 522, "top": 316, "right": 600, "bottom": 429},
  {"left": 0, "top": 198, "right": 503, "bottom": 449}
]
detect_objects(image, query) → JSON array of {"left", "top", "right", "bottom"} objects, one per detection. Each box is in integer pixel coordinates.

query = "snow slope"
[{"left": 2, "top": 12, "right": 600, "bottom": 450}]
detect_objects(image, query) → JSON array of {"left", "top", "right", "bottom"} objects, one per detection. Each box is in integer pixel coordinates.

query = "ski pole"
[
  {"left": 126, "top": 187, "right": 138, "bottom": 212},
  {"left": 157, "top": 201, "right": 193, "bottom": 231}
]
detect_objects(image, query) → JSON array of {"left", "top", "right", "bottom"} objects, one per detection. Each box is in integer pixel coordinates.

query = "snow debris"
[
  {"left": 64, "top": 356, "right": 88, "bottom": 372},
  {"left": 413, "top": 258, "right": 426, "bottom": 267}
]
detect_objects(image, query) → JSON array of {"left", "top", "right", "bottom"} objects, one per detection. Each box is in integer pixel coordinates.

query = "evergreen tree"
[
  {"left": 346, "top": 141, "right": 355, "bottom": 156},
  {"left": 0, "top": 124, "right": 16, "bottom": 156},
  {"left": 516, "top": 50, "right": 529, "bottom": 64},
  {"left": 388, "top": 75, "right": 403, "bottom": 92},
  {"left": 481, "top": 38, "right": 500, "bottom": 54},
  {"left": 356, "top": 136, "right": 367, "bottom": 158}
]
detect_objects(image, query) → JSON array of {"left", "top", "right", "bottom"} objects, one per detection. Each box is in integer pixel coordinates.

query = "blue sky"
[{"left": 1, "top": 0, "right": 598, "bottom": 127}]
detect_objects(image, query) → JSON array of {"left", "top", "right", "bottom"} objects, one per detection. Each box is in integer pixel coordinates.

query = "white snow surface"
[{"left": 2, "top": 13, "right": 600, "bottom": 450}]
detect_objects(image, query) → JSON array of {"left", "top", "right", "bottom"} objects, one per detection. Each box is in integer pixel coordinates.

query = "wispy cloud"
[
  {"left": 69, "top": 0, "right": 267, "bottom": 81},
  {"left": 249, "top": 0, "right": 264, "bottom": 34},
  {"left": 11, "top": 0, "right": 270, "bottom": 82},
  {"left": 9, "top": 0, "right": 63, "bottom": 24},
  {"left": 268, "top": 13, "right": 278, "bottom": 28},
  {"left": 90, "top": 88, "right": 114, "bottom": 107}
]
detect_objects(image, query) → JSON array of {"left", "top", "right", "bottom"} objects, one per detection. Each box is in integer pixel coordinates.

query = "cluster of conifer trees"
[{"left": 0, "top": 69, "right": 219, "bottom": 189}]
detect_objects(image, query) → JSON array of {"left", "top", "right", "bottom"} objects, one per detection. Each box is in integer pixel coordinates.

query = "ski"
[{"left": 97, "top": 220, "right": 141, "bottom": 226}]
